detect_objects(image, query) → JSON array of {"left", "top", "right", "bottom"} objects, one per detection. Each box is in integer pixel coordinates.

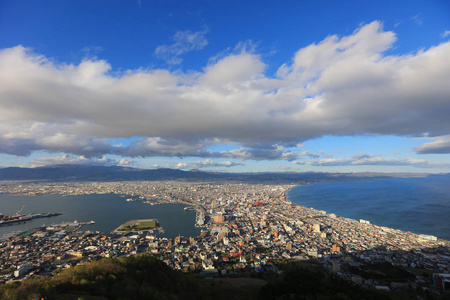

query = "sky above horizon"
[{"left": 1, "top": 0, "right": 450, "bottom": 173}]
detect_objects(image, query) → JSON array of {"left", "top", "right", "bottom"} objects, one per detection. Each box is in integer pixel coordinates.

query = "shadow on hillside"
[{"left": 0, "top": 245, "right": 449, "bottom": 300}]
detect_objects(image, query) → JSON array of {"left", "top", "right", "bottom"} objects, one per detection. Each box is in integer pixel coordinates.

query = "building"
[
  {"left": 332, "top": 244, "right": 340, "bottom": 253},
  {"left": 419, "top": 234, "right": 438, "bottom": 241},
  {"left": 433, "top": 273, "right": 450, "bottom": 291},
  {"left": 14, "top": 264, "right": 31, "bottom": 278},
  {"left": 213, "top": 214, "right": 224, "bottom": 224},
  {"left": 313, "top": 223, "right": 320, "bottom": 233}
]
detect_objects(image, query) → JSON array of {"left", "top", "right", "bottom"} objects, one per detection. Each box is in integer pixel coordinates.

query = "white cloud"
[
  {"left": 200, "top": 52, "right": 265, "bottom": 88},
  {"left": 146, "top": 164, "right": 161, "bottom": 169},
  {"left": 442, "top": 30, "right": 450, "bottom": 38},
  {"left": 170, "top": 158, "right": 244, "bottom": 169},
  {"left": 215, "top": 146, "right": 309, "bottom": 161},
  {"left": 24, "top": 155, "right": 118, "bottom": 168},
  {"left": 118, "top": 158, "right": 135, "bottom": 167},
  {"left": 155, "top": 28, "right": 209, "bottom": 64},
  {"left": 121, "top": 137, "right": 213, "bottom": 158},
  {"left": 293, "top": 153, "right": 450, "bottom": 169},
  {"left": 414, "top": 135, "right": 450, "bottom": 154},
  {"left": 1, "top": 21, "right": 450, "bottom": 163},
  {"left": 0, "top": 123, "right": 114, "bottom": 157}
]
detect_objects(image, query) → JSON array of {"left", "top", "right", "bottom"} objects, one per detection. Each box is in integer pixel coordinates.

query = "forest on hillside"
[{"left": 1, "top": 255, "right": 441, "bottom": 300}]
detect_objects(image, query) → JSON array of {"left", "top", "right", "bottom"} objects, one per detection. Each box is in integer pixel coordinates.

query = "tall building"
[
  {"left": 313, "top": 223, "right": 320, "bottom": 233},
  {"left": 213, "top": 214, "right": 224, "bottom": 224}
]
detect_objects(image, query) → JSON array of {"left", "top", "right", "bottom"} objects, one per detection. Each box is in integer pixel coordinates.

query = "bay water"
[
  {"left": 0, "top": 193, "right": 201, "bottom": 239},
  {"left": 2, "top": 176, "right": 449, "bottom": 241},
  {"left": 288, "top": 176, "right": 450, "bottom": 240}
]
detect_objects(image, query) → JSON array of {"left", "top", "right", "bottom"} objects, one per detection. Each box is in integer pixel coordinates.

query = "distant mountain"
[
  {"left": 0, "top": 164, "right": 437, "bottom": 183},
  {"left": 0, "top": 165, "right": 221, "bottom": 182}
]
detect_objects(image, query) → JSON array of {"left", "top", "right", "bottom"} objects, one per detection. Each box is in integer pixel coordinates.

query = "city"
[{"left": 0, "top": 180, "right": 448, "bottom": 296}]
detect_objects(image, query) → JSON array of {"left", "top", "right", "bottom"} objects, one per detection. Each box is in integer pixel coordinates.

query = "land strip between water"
[{"left": 0, "top": 180, "right": 448, "bottom": 296}]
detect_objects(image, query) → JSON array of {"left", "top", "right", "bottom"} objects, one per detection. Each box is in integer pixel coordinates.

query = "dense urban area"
[{"left": 0, "top": 180, "right": 449, "bottom": 298}]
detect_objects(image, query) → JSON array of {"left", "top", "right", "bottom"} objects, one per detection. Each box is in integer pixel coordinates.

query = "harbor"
[
  {"left": 44, "top": 220, "right": 96, "bottom": 230},
  {"left": 0, "top": 205, "right": 64, "bottom": 227},
  {"left": 0, "top": 180, "right": 448, "bottom": 296},
  {"left": 0, "top": 193, "right": 200, "bottom": 240}
]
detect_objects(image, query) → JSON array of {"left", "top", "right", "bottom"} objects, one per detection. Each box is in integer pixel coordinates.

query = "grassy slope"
[{"left": 0, "top": 257, "right": 444, "bottom": 300}]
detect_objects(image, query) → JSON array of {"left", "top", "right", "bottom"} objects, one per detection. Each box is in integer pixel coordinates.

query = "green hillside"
[
  {"left": 0, "top": 255, "right": 250, "bottom": 300},
  {"left": 0, "top": 256, "right": 442, "bottom": 300}
]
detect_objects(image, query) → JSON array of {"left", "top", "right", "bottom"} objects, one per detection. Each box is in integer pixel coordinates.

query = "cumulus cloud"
[
  {"left": 414, "top": 135, "right": 450, "bottom": 154},
  {"left": 25, "top": 155, "right": 119, "bottom": 168},
  {"left": 0, "top": 123, "right": 114, "bottom": 157},
  {"left": 293, "top": 153, "right": 450, "bottom": 169},
  {"left": 1, "top": 21, "right": 450, "bottom": 163},
  {"left": 155, "top": 28, "right": 209, "bottom": 64},
  {"left": 118, "top": 158, "right": 135, "bottom": 167},
  {"left": 121, "top": 137, "right": 213, "bottom": 158},
  {"left": 171, "top": 159, "right": 244, "bottom": 170},
  {"left": 215, "top": 146, "right": 309, "bottom": 161}
]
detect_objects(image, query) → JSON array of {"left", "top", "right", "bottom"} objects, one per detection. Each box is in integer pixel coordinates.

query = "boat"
[
  {"left": 0, "top": 214, "right": 32, "bottom": 226},
  {"left": 30, "top": 212, "right": 64, "bottom": 219},
  {"left": 0, "top": 205, "right": 32, "bottom": 226},
  {"left": 0, "top": 207, "right": 64, "bottom": 226}
]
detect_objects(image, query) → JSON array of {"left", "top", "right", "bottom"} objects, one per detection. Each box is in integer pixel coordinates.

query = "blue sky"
[{"left": 1, "top": 0, "right": 450, "bottom": 173}]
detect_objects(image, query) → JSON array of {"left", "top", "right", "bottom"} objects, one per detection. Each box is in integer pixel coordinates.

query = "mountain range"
[{"left": 0, "top": 164, "right": 441, "bottom": 183}]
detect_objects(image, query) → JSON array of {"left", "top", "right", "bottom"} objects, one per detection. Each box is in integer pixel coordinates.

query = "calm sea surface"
[
  {"left": 288, "top": 176, "right": 450, "bottom": 240},
  {"left": 0, "top": 193, "right": 201, "bottom": 239}
]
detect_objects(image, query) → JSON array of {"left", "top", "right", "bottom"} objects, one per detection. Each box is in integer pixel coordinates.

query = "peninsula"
[{"left": 0, "top": 180, "right": 448, "bottom": 298}]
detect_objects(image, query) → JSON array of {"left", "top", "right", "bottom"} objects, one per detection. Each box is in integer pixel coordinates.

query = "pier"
[{"left": 45, "top": 220, "right": 95, "bottom": 230}]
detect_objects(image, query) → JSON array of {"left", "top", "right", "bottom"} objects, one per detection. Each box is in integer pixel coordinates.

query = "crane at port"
[{"left": 15, "top": 205, "right": 25, "bottom": 216}]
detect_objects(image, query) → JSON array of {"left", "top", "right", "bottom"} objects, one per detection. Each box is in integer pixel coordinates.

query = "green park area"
[{"left": 117, "top": 219, "right": 160, "bottom": 232}]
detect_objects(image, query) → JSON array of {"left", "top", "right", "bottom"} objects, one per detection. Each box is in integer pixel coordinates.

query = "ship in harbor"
[
  {"left": 29, "top": 212, "right": 64, "bottom": 219},
  {"left": 0, "top": 205, "right": 30, "bottom": 226},
  {"left": 0, "top": 205, "right": 64, "bottom": 226},
  {"left": 0, "top": 214, "right": 31, "bottom": 226}
]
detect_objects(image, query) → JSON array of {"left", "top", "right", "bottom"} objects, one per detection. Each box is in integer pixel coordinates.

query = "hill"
[
  {"left": 0, "top": 255, "right": 251, "bottom": 300},
  {"left": 0, "top": 256, "right": 426, "bottom": 300}
]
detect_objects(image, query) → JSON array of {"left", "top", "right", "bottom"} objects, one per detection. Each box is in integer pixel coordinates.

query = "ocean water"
[
  {"left": 288, "top": 176, "right": 450, "bottom": 240},
  {"left": 0, "top": 193, "right": 201, "bottom": 239}
]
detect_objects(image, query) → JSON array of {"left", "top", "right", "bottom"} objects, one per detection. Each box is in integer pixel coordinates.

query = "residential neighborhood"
[{"left": 0, "top": 180, "right": 449, "bottom": 295}]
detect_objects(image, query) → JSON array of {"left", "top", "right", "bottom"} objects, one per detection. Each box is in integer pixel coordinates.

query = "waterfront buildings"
[{"left": 0, "top": 180, "right": 448, "bottom": 295}]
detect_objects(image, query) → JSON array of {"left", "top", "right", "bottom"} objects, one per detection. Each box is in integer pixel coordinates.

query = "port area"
[
  {"left": 0, "top": 212, "right": 64, "bottom": 226},
  {"left": 44, "top": 220, "right": 96, "bottom": 231},
  {"left": 112, "top": 219, "right": 163, "bottom": 234}
]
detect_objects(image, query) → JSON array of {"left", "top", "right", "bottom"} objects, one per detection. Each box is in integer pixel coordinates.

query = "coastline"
[
  {"left": 0, "top": 193, "right": 201, "bottom": 240},
  {"left": 285, "top": 177, "right": 450, "bottom": 242},
  {"left": 0, "top": 180, "right": 448, "bottom": 291}
]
